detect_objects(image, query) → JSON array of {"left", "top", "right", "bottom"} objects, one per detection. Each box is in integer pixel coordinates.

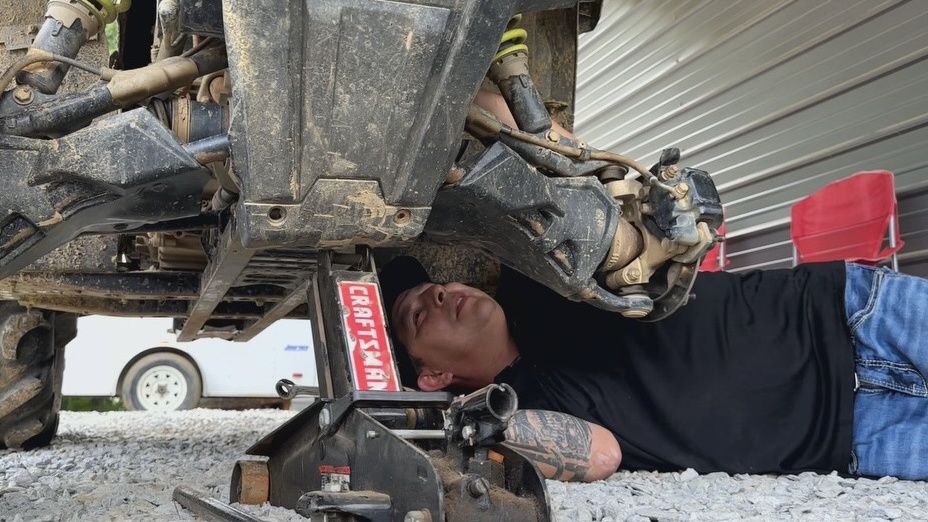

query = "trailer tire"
[
  {"left": 120, "top": 352, "right": 202, "bottom": 411},
  {"left": 0, "top": 303, "right": 76, "bottom": 449}
]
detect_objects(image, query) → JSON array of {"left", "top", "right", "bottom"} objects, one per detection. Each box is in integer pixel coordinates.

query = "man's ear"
[{"left": 417, "top": 370, "right": 454, "bottom": 391}]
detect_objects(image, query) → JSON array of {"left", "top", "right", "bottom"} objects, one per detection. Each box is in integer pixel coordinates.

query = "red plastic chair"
[
  {"left": 790, "top": 170, "right": 904, "bottom": 269},
  {"left": 699, "top": 222, "right": 728, "bottom": 272}
]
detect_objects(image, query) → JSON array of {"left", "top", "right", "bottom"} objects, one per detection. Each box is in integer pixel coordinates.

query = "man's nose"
[{"left": 427, "top": 284, "right": 446, "bottom": 307}]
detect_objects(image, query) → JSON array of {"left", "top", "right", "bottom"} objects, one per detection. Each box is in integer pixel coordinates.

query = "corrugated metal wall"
[{"left": 575, "top": 0, "right": 928, "bottom": 274}]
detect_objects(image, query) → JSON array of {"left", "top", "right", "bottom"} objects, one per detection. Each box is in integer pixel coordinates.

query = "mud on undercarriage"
[
  {"left": 1, "top": 0, "right": 720, "bottom": 334},
  {"left": 0, "top": 0, "right": 721, "bottom": 519}
]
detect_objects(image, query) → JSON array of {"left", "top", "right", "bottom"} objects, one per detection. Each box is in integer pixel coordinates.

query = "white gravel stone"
[
  {"left": 548, "top": 470, "right": 928, "bottom": 522},
  {"left": 8, "top": 469, "right": 34, "bottom": 488},
  {"left": 2, "top": 410, "right": 928, "bottom": 521}
]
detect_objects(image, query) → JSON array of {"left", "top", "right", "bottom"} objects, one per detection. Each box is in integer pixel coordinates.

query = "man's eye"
[{"left": 414, "top": 310, "right": 424, "bottom": 328}]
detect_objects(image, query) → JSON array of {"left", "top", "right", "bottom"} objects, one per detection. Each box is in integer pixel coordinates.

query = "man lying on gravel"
[{"left": 380, "top": 256, "right": 928, "bottom": 483}]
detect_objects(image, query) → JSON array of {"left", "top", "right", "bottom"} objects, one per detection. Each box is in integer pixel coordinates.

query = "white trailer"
[{"left": 63, "top": 316, "right": 317, "bottom": 411}]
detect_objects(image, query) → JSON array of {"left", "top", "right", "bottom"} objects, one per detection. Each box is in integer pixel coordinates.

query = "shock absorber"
[
  {"left": 487, "top": 15, "right": 552, "bottom": 135},
  {"left": 17, "top": 0, "right": 131, "bottom": 95}
]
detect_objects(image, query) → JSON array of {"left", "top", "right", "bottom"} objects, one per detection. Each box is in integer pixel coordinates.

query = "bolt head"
[
  {"left": 660, "top": 164, "right": 680, "bottom": 181},
  {"left": 12, "top": 87, "right": 33, "bottom": 105},
  {"left": 546, "top": 130, "right": 561, "bottom": 142}
]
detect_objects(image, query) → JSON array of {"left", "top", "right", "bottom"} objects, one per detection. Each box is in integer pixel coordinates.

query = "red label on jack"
[
  {"left": 337, "top": 281, "right": 401, "bottom": 392},
  {"left": 319, "top": 465, "right": 351, "bottom": 475}
]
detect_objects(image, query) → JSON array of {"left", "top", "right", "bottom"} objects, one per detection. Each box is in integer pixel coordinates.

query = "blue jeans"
[{"left": 847, "top": 263, "right": 928, "bottom": 479}]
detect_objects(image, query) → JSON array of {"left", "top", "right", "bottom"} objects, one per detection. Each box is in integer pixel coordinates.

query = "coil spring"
[
  {"left": 76, "top": 0, "right": 132, "bottom": 28},
  {"left": 494, "top": 14, "right": 528, "bottom": 62}
]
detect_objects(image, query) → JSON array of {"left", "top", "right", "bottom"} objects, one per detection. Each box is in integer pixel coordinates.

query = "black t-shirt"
[{"left": 494, "top": 262, "right": 855, "bottom": 474}]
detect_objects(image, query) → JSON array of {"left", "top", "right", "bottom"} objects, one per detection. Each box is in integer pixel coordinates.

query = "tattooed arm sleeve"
[{"left": 502, "top": 410, "right": 622, "bottom": 482}]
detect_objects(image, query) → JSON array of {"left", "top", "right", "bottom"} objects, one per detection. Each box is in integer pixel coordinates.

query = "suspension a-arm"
[{"left": 426, "top": 15, "right": 723, "bottom": 320}]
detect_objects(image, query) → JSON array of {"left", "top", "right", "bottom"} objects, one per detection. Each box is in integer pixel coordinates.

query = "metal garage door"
[{"left": 575, "top": 0, "right": 928, "bottom": 276}]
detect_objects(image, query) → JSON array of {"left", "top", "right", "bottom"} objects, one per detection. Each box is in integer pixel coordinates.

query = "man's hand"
[{"left": 503, "top": 410, "right": 621, "bottom": 482}]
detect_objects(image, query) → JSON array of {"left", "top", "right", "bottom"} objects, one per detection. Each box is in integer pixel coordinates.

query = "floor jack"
[{"left": 221, "top": 250, "right": 551, "bottom": 521}]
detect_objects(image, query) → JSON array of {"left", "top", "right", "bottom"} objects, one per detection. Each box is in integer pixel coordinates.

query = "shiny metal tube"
[{"left": 450, "top": 383, "right": 518, "bottom": 422}]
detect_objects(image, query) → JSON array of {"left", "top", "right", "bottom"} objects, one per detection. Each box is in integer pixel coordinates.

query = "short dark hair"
[{"left": 379, "top": 256, "right": 432, "bottom": 387}]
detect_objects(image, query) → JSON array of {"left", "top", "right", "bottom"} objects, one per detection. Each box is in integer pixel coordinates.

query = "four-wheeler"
[{"left": 0, "top": 1, "right": 722, "bottom": 519}]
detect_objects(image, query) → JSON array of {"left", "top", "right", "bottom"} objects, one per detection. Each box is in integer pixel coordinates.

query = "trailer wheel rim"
[{"left": 135, "top": 365, "right": 189, "bottom": 411}]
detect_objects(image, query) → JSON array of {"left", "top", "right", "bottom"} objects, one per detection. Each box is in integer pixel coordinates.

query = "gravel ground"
[{"left": 1, "top": 410, "right": 927, "bottom": 521}]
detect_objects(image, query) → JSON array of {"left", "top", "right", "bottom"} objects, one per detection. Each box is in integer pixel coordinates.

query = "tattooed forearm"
[{"left": 502, "top": 410, "right": 594, "bottom": 481}]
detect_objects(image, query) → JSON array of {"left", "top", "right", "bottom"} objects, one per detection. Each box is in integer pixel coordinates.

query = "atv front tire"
[{"left": 0, "top": 303, "right": 77, "bottom": 449}]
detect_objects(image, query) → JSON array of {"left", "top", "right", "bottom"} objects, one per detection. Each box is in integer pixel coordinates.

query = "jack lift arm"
[{"left": 226, "top": 250, "right": 551, "bottom": 521}]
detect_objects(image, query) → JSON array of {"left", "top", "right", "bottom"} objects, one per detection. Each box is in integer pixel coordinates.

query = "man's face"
[{"left": 392, "top": 282, "right": 507, "bottom": 373}]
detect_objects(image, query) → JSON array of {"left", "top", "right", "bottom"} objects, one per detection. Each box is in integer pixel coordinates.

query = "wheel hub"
[{"left": 136, "top": 365, "right": 188, "bottom": 411}]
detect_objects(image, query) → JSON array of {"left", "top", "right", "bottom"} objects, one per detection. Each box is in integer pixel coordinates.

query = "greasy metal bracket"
[
  {"left": 177, "top": 221, "right": 254, "bottom": 341},
  {"left": 232, "top": 279, "right": 310, "bottom": 342},
  {"left": 179, "top": 243, "right": 321, "bottom": 342}
]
